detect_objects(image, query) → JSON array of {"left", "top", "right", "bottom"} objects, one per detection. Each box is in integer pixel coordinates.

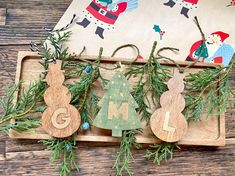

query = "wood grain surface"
[
  {"left": 9, "top": 53, "right": 226, "bottom": 147},
  {"left": 0, "top": 1, "right": 235, "bottom": 175}
]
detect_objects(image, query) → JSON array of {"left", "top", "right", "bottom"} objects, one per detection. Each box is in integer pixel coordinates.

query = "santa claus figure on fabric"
[
  {"left": 186, "top": 31, "right": 234, "bottom": 67},
  {"left": 77, "top": 0, "right": 138, "bottom": 39},
  {"left": 164, "top": 0, "right": 199, "bottom": 18}
]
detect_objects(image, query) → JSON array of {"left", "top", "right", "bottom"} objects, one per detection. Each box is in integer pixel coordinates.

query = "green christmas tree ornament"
[{"left": 93, "top": 71, "right": 142, "bottom": 137}]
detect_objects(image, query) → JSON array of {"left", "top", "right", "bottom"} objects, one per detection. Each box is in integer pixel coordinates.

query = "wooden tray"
[{"left": 9, "top": 51, "right": 225, "bottom": 146}]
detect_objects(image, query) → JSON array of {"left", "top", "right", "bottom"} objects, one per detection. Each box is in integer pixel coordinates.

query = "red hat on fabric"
[{"left": 211, "top": 31, "right": 230, "bottom": 42}]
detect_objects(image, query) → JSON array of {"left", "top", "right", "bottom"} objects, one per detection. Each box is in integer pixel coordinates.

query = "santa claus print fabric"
[
  {"left": 51, "top": 0, "right": 235, "bottom": 66},
  {"left": 164, "top": 0, "right": 199, "bottom": 18},
  {"left": 77, "top": 0, "right": 138, "bottom": 39},
  {"left": 227, "top": 0, "right": 235, "bottom": 7},
  {"left": 186, "top": 31, "right": 234, "bottom": 66}
]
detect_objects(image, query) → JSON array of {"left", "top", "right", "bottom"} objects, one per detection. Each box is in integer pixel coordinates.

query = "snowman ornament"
[
  {"left": 42, "top": 60, "right": 81, "bottom": 138},
  {"left": 150, "top": 69, "right": 188, "bottom": 142}
]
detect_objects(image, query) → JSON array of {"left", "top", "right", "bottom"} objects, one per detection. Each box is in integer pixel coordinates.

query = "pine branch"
[
  {"left": 149, "top": 61, "right": 170, "bottom": 104},
  {"left": 0, "top": 83, "right": 19, "bottom": 116},
  {"left": 40, "top": 138, "right": 79, "bottom": 176},
  {"left": 1, "top": 118, "right": 41, "bottom": 134},
  {"left": 64, "top": 61, "right": 86, "bottom": 79},
  {"left": 184, "top": 56, "right": 235, "bottom": 121},
  {"left": 145, "top": 142, "right": 177, "bottom": 165},
  {"left": 132, "top": 83, "right": 151, "bottom": 123},
  {"left": 0, "top": 80, "right": 47, "bottom": 125},
  {"left": 113, "top": 130, "right": 141, "bottom": 176},
  {"left": 49, "top": 31, "right": 72, "bottom": 59},
  {"left": 67, "top": 50, "right": 103, "bottom": 125},
  {"left": 126, "top": 42, "right": 171, "bottom": 123}
]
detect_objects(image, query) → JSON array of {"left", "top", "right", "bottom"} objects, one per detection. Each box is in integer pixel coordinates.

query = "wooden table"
[{"left": 0, "top": 1, "right": 235, "bottom": 175}]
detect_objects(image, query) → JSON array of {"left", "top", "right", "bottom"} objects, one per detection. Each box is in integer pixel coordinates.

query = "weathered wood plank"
[
  {"left": 0, "top": 8, "right": 6, "bottom": 26},
  {"left": 0, "top": 161, "right": 6, "bottom": 175},
  {"left": 0, "top": 46, "right": 28, "bottom": 97},
  {"left": 0, "top": 0, "right": 72, "bottom": 45},
  {"left": 3, "top": 145, "right": 235, "bottom": 176},
  {"left": 0, "top": 141, "right": 5, "bottom": 161}
]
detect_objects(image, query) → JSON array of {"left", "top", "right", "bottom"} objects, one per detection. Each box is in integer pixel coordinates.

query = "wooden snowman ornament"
[
  {"left": 150, "top": 69, "right": 188, "bottom": 142},
  {"left": 42, "top": 60, "right": 81, "bottom": 138}
]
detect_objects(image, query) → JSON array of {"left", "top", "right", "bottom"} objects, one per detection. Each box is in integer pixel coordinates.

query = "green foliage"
[
  {"left": 67, "top": 65, "right": 100, "bottom": 124},
  {"left": 145, "top": 142, "right": 177, "bottom": 165},
  {"left": 40, "top": 138, "right": 79, "bottom": 176},
  {"left": 184, "top": 62, "right": 235, "bottom": 121},
  {"left": 0, "top": 80, "right": 47, "bottom": 125},
  {"left": 132, "top": 83, "right": 151, "bottom": 123},
  {"left": 1, "top": 118, "right": 41, "bottom": 134},
  {"left": 126, "top": 42, "right": 171, "bottom": 123},
  {"left": 39, "top": 31, "right": 71, "bottom": 62},
  {"left": 49, "top": 31, "right": 71, "bottom": 59},
  {"left": 64, "top": 61, "right": 86, "bottom": 79},
  {"left": 184, "top": 96, "right": 203, "bottom": 121},
  {"left": 80, "top": 91, "right": 100, "bottom": 124},
  {"left": 0, "top": 83, "right": 19, "bottom": 117},
  {"left": 113, "top": 130, "right": 141, "bottom": 176},
  {"left": 185, "top": 67, "right": 223, "bottom": 92}
]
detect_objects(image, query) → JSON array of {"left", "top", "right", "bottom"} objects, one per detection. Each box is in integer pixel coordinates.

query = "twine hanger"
[{"left": 30, "top": 15, "right": 205, "bottom": 75}]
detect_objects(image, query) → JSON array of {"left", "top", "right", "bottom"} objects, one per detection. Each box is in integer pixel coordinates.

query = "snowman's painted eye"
[{"left": 112, "top": 5, "right": 118, "bottom": 12}]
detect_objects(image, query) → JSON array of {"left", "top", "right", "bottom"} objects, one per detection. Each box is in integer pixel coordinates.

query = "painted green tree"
[{"left": 93, "top": 71, "right": 142, "bottom": 137}]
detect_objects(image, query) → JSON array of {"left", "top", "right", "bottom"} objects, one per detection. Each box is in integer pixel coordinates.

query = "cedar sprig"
[
  {"left": 113, "top": 130, "right": 142, "bottom": 176},
  {"left": 149, "top": 60, "right": 171, "bottom": 104},
  {"left": 126, "top": 42, "right": 171, "bottom": 123},
  {"left": 68, "top": 73, "right": 100, "bottom": 125},
  {"left": 40, "top": 138, "right": 79, "bottom": 176},
  {"left": 145, "top": 142, "right": 177, "bottom": 165},
  {"left": 184, "top": 56, "right": 235, "bottom": 121},
  {"left": 49, "top": 31, "right": 71, "bottom": 59},
  {"left": 132, "top": 83, "right": 151, "bottom": 123},
  {"left": 185, "top": 66, "right": 224, "bottom": 92},
  {"left": 1, "top": 118, "right": 41, "bottom": 134},
  {"left": 64, "top": 61, "right": 87, "bottom": 79},
  {"left": 0, "top": 80, "right": 47, "bottom": 125},
  {"left": 67, "top": 50, "right": 103, "bottom": 124},
  {"left": 79, "top": 91, "right": 100, "bottom": 125},
  {"left": 38, "top": 31, "right": 71, "bottom": 62},
  {"left": 0, "top": 83, "right": 19, "bottom": 117}
]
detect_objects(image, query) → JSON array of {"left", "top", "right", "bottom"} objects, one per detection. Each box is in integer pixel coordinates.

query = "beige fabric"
[{"left": 50, "top": 0, "right": 235, "bottom": 61}]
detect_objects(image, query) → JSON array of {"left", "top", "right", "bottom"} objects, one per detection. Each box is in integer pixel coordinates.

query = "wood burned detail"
[
  {"left": 163, "top": 112, "right": 175, "bottom": 133},
  {"left": 51, "top": 107, "right": 71, "bottom": 129},
  {"left": 108, "top": 101, "right": 129, "bottom": 121}
]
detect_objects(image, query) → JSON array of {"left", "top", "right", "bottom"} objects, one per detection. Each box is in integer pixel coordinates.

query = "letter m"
[{"left": 108, "top": 101, "right": 129, "bottom": 121}]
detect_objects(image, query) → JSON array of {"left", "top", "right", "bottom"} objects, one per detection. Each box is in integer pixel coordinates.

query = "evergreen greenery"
[
  {"left": 145, "top": 142, "right": 177, "bottom": 165},
  {"left": 184, "top": 57, "right": 235, "bottom": 121},
  {"left": 1, "top": 118, "right": 41, "bottom": 134},
  {"left": 0, "top": 80, "right": 46, "bottom": 125},
  {"left": 113, "top": 130, "right": 141, "bottom": 176},
  {"left": 126, "top": 42, "right": 171, "bottom": 123},
  {"left": 40, "top": 138, "right": 79, "bottom": 176}
]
